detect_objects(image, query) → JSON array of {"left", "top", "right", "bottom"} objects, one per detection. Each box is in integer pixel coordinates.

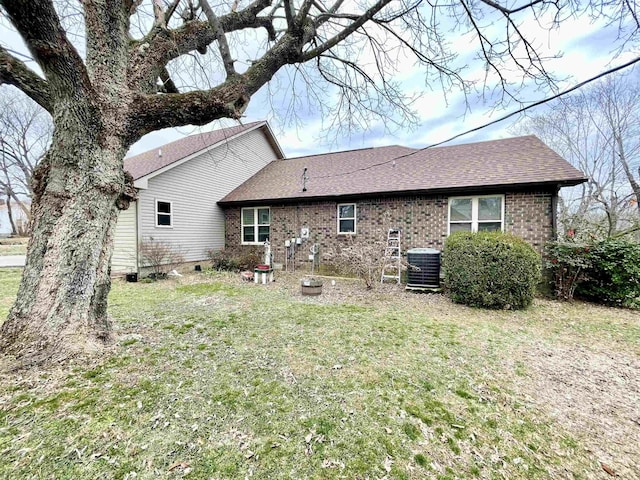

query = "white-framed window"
[
  {"left": 242, "top": 207, "right": 270, "bottom": 244},
  {"left": 448, "top": 195, "right": 504, "bottom": 234},
  {"left": 155, "top": 200, "right": 173, "bottom": 227},
  {"left": 337, "top": 203, "right": 357, "bottom": 234}
]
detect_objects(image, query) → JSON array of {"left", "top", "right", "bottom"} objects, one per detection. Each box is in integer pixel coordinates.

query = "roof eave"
[{"left": 217, "top": 177, "right": 589, "bottom": 207}]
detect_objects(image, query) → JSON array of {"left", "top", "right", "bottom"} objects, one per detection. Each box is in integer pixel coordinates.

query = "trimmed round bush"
[{"left": 443, "top": 231, "right": 541, "bottom": 309}]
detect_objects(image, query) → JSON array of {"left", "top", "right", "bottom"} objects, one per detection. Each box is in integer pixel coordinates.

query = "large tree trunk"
[{"left": 0, "top": 123, "right": 135, "bottom": 364}]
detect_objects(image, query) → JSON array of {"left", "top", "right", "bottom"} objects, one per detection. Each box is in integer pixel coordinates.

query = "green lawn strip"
[
  {"left": 426, "top": 296, "right": 640, "bottom": 355},
  {"left": 0, "top": 272, "right": 628, "bottom": 478},
  {"left": 525, "top": 299, "right": 640, "bottom": 352},
  {"left": 0, "top": 269, "right": 21, "bottom": 321},
  {"left": 0, "top": 244, "right": 27, "bottom": 256}
]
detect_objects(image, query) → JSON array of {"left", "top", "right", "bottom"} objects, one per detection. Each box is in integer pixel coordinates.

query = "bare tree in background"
[
  {"left": 513, "top": 71, "right": 640, "bottom": 239},
  {"left": 0, "top": 0, "right": 638, "bottom": 364},
  {"left": 0, "top": 88, "right": 52, "bottom": 235}
]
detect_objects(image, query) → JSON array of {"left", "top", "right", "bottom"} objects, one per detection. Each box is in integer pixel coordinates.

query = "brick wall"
[
  {"left": 505, "top": 191, "right": 556, "bottom": 251},
  {"left": 223, "top": 189, "right": 555, "bottom": 267}
]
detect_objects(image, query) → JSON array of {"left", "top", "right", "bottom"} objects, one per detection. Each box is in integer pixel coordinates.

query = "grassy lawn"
[
  {"left": 1, "top": 269, "right": 639, "bottom": 479},
  {"left": 0, "top": 238, "right": 28, "bottom": 256}
]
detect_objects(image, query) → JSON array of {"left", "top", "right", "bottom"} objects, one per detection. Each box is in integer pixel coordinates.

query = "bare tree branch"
[
  {"left": 0, "top": 0, "right": 95, "bottom": 110},
  {"left": 513, "top": 68, "right": 640, "bottom": 237},
  {"left": 129, "top": 82, "right": 249, "bottom": 138},
  {"left": 0, "top": 47, "right": 52, "bottom": 112},
  {"left": 159, "top": 67, "right": 180, "bottom": 93},
  {"left": 153, "top": 0, "right": 167, "bottom": 28},
  {"left": 83, "top": 0, "right": 132, "bottom": 92},
  {"left": 283, "top": 0, "right": 295, "bottom": 27},
  {"left": 128, "top": 2, "right": 276, "bottom": 92},
  {"left": 301, "top": 0, "right": 390, "bottom": 61},
  {"left": 164, "top": 0, "right": 182, "bottom": 24},
  {"left": 200, "top": 0, "right": 237, "bottom": 78},
  {"left": 131, "top": 23, "right": 318, "bottom": 135},
  {"left": 0, "top": 89, "right": 51, "bottom": 223},
  {"left": 479, "top": 0, "right": 547, "bottom": 15}
]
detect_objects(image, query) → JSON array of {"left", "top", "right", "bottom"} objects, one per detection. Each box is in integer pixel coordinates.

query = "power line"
[{"left": 312, "top": 56, "right": 640, "bottom": 180}]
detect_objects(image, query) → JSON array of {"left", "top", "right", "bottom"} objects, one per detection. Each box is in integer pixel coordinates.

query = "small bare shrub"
[
  {"left": 325, "top": 238, "right": 390, "bottom": 289},
  {"left": 208, "top": 248, "right": 240, "bottom": 271},
  {"left": 139, "top": 239, "right": 184, "bottom": 278},
  {"left": 207, "top": 246, "right": 263, "bottom": 271},
  {"left": 237, "top": 247, "right": 264, "bottom": 270}
]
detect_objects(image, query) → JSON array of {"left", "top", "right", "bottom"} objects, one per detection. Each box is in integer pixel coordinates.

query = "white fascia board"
[{"left": 262, "top": 122, "right": 286, "bottom": 159}]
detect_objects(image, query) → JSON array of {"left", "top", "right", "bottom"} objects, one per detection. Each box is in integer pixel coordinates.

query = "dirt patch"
[
  {"left": 261, "top": 270, "right": 448, "bottom": 307},
  {"left": 514, "top": 342, "right": 640, "bottom": 478}
]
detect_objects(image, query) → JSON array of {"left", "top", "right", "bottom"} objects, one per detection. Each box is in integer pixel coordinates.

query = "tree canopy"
[{"left": 1, "top": 0, "right": 637, "bottom": 142}]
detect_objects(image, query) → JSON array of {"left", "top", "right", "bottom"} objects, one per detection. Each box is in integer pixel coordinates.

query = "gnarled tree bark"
[{"left": 0, "top": 117, "right": 136, "bottom": 362}]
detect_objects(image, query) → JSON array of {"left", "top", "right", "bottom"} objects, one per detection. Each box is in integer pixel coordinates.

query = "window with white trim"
[
  {"left": 448, "top": 195, "right": 504, "bottom": 233},
  {"left": 242, "top": 207, "right": 270, "bottom": 244},
  {"left": 155, "top": 200, "right": 172, "bottom": 227},
  {"left": 337, "top": 203, "right": 356, "bottom": 234}
]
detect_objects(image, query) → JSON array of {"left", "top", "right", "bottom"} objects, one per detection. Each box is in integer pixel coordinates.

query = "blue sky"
[{"left": 1, "top": 2, "right": 638, "bottom": 159}]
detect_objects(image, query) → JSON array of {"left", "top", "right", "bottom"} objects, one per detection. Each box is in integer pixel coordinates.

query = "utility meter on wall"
[{"left": 300, "top": 227, "right": 310, "bottom": 239}]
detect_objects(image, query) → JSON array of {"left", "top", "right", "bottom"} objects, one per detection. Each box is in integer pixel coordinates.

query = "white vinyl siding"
[
  {"left": 337, "top": 203, "right": 356, "bottom": 234},
  {"left": 111, "top": 201, "right": 138, "bottom": 273},
  {"left": 136, "top": 128, "right": 280, "bottom": 263},
  {"left": 448, "top": 195, "right": 504, "bottom": 234}
]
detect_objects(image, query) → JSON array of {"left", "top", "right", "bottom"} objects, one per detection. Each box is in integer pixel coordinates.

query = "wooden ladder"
[{"left": 381, "top": 228, "right": 402, "bottom": 284}]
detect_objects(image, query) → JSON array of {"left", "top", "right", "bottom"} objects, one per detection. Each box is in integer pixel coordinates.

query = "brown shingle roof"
[
  {"left": 219, "top": 135, "right": 587, "bottom": 204},
  {"left": 124, "top": 121, "right": 269, "bottom": 180}
]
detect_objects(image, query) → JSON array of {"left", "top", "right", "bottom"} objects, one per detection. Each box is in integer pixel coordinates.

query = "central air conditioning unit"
[{"left": 406, "top": 248, "right": 441, "bottom": 288}]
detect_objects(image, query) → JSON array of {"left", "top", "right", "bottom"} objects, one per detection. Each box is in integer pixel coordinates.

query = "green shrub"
[
  {"left": 443, "top": 232, "right": 541, "bottom": 309},
  {"left": 577, "top": 240, "right": 640, "bottom": 308},
  {"left": 545, "top": 239, "right": 640, "bottom": 308},
  {"left": 544, "top": 242, "right": 592, "bottom": 301}
]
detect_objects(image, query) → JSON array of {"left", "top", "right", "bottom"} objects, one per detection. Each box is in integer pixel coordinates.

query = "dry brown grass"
[{"left": 1, "top": 269, "right": 638, "bottom": 479}]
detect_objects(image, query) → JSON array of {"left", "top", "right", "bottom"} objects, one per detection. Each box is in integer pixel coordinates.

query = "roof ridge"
[
  {"left": 279, "top": 144, "right": 415, "bottom": 162},
  {"left": 125, "top": 120, "right": 265, "bottom": 162},
  {"left": 427, "top": 134, "right": 539, "bottom": 150}
]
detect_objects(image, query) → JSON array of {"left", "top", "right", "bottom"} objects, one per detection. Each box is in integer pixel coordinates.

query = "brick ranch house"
[{"left": 218, "top": 136, "right": 587, "bottom": 268}]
